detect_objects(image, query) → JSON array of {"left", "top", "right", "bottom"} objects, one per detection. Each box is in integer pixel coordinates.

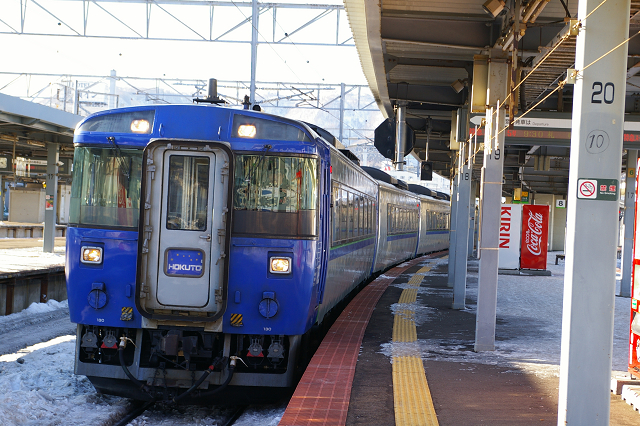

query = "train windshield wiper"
[{"left": 107, "top": 136, "right": 131, "bottom": 179}]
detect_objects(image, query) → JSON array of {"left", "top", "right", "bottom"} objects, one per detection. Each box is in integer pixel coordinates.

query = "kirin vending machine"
[
  {"left": 630, "top": 163, "right": 640, "bottom": 378},
  {"left": 520, "top": 204, "right": 550, "bottom": 270}
]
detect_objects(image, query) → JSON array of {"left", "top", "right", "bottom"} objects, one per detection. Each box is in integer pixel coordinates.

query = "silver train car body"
[{"left": 318, "top": 141, "right": 450, "bottom": 323}]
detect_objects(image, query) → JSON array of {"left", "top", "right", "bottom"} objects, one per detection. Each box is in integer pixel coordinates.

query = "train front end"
[{"left": 66, "top": 105, "right": 328, "bottom": 401}]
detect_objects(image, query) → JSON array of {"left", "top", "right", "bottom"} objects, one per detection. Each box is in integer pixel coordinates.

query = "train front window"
[
  {"left": 233, "top": 155, "right": 318, "bottom": 237},
  {"left": 69, "top": 147, "right": 142, "bottom": 228}
]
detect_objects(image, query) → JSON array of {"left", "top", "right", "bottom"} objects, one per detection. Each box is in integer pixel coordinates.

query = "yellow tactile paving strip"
[{"left": 392, "top": 265, "right": 440, "bottom": 426}]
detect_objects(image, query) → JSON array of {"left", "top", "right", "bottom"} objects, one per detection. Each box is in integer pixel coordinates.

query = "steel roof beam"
[{"left": 0, "top": 0, "right": 351, "bottom": 46}]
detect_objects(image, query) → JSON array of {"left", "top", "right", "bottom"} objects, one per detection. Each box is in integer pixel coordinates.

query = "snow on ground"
[
  {"left": 0, "top": 245, "right": 65, "bottom": 274},
  {"left": 0, "top": 299, "right": 285, "bottom": 425},
  {"left": 0, "top": 334, "right": 130, "bottom": 426},
  {"left": 382, "top": 251, "right": 632, "bottom": 379}
]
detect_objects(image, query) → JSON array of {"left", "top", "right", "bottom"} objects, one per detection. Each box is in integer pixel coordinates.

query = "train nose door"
[{"left": 138, "top": 140, "right": 233, "bottom": 320}]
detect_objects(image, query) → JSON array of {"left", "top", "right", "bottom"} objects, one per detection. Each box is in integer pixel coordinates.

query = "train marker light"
[
  {"left": 269, "top": 257, "right": 291, "bottom": 274},
  {"left": 81, "top": 246, "right": 103, "bottom": 264},
  {"left": 130, "top": 119, "right": 151, "bottom": 133},
  {"left": 237, "top": 124, "right": 257, "bottom": 138}
]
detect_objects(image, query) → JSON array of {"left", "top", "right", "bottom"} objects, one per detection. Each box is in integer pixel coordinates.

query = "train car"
[
  {"left": 65, "top": 99, "right": 449, "bottom": 402},
  {"left": 408, "top": 184, "right": 450, "bottom": 255}
]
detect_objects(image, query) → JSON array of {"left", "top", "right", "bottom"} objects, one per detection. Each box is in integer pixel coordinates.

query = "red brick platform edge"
[{"left": 278, "top": 253, "right": 442, "bottom": 426}]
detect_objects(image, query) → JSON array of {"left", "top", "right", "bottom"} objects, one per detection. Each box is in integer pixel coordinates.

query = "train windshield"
[
  {"left": 69, "top": 147, "right": 143, "bottom": 229},
  {"left": 233, "top": 155, "right": 318, "bottom": 237}
]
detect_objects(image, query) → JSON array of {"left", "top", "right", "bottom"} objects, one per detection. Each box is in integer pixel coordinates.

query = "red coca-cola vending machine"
[
  {"left": 629, "top": 162, "right": 640, "bottom": 378},
  {"left": 520, "top": 205, "right": 550, "bottom": 270}
]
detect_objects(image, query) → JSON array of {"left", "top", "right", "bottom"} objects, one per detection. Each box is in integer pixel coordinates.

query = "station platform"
[
  {"left": 279, "top": 252, "right": 640, "bottom": 426},
  {"left": 0, "top": 236, "right": 66, "bottom": 315},
  {"left": 0, "top": 221, "right": 66, "bottom": 239}
]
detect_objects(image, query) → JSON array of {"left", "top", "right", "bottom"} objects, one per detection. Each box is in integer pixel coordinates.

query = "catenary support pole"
[
  {"left": 339, "top": 82, "right": 345, "bottom": 143},
  {"left": 558, "top": 0, "right": 630, "bottom": 423},
  {"left": 109, "top": 70, "right": 117, "bottom": 109},
  {"left": 474, "top": 57, "right": 508, "bottom": 352},
  {"left": 620, "top": 149, "right": 638, "bottom": 297},
  {"left": 73, "top": 80, "right": 80, "bottom": 115},
  {"left": 43, "top": 142, "right": 59, "bottom": 253},
  {"left": 250, "top": 0, "right": 259, "bottom": 106}
]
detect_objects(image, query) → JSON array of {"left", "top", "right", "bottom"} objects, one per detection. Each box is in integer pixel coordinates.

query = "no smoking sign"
[
  {"left": 577, "top": 178, "right": 618, "bottom": 201},
  {"left": 578, "top": 179, "right": 597, "bottom": 199}
]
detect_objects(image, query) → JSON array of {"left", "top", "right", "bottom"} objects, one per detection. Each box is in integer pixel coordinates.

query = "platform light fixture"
[
  {"left": 451, "top": 79, "right": 465, "bottom": 93},
  {"left": 482, "top": 0, "right": 505, "bottom": 17}
]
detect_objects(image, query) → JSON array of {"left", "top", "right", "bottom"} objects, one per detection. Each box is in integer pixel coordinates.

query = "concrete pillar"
[
  {"left": 474, "top": 57, "right": 508, "bottom": 352},
  {"left": 453, "top": 139, "right": 471, "bottom": 309},
  {"left": 552, "top": 194, "right": 567, "bottom": 251},
  {"left": 620, "top": 150, "right": 637, "bottom": 297},
  {"left": 43, "top": 143, "right": 59, "bottom": 253},
  {"left": 558, "top": 0, "right": 630, "bottom": 423},
  {"left": 447, "top": 167, "right": 459, "bottom": 288},
  {"left": 469, "top": 180, "right": 477, "bottom": 256}
]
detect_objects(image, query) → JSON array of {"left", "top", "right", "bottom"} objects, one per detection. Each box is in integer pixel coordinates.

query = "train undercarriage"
[{"left": 75, "top": 324, "right": 301, "bottom": 402}]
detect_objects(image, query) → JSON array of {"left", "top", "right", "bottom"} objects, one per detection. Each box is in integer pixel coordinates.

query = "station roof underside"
[
  {"left": 343, "top": 0, "right": 640, "bottom": 196},
  {"left": 0, "top": 93, "right": 80, "bottom": 181}
]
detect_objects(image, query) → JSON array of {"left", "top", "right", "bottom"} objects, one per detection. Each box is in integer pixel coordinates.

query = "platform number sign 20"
[{"left": 592, "top": 82, "right": 614, "bottom": 104}]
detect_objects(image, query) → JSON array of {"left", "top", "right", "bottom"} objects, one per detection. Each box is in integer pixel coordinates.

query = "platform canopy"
[
  {"left": 343, "top": 0, "right": 640, "bottom": 195},
  {"left": 0, "top": 93, "right": 80, "bottom": 182}
]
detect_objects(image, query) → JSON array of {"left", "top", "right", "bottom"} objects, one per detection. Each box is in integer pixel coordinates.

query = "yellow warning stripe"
[
  {"left": 392, "top": 265, "right": 439, "bottom": 426},
  {"left": 230, "top": 313, "right": 243, "bottom": 326}
]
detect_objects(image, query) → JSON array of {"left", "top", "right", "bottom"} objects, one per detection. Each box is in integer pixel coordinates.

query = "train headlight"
[
  {"left": 269, "top": 257, "right": 291, "bottom": 274},
  {"left": 237, "top": 124, "right": 257, "bottom": 138},
  {"left": 131, "top": 119, "right": 151, "bottom": 133},
  {"left": 81, "top": 246, "right": 103, "bottom": 264}
]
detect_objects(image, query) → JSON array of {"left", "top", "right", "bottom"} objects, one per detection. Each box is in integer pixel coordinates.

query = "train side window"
[
  {"left": 348, "top": 192, "right": 354, "bottom": 239},
  {"left": 350, "top": 194, "right": 360, "bottom": 238},
  {"left": 404, "top": 209, "right": 408, "bottom": 231},
  {"left": 340, "top": 188, "right": 348, "bottom": 241},
  {"left": 370, "top": 199, "right": 374, "bottom": 235},
  {"left": 364, "top": 198, "right": 369, "bottom": 236},
  {"left": 368, "top": 198, "right": 372, "bottom": 236},
  {"left": 358, "top": 193, "right": 363, "bottom": 237}
]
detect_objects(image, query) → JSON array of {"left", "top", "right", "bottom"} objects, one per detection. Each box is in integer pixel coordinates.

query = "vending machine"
[
  {"left": 520, "top": 204, "right": 550, "bottom": 270},
  {"left": 630, "top": 162, "right": 640, "bottom": 378}
]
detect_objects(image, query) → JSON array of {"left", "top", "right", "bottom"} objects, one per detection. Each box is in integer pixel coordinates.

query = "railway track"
[{"left": 112, "top": 401, "right": 247, "bottom": 426}]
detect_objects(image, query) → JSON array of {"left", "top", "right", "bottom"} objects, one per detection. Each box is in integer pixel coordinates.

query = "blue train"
[{"left": 65, "top": 99, "right": 450, "bottom": 401}]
